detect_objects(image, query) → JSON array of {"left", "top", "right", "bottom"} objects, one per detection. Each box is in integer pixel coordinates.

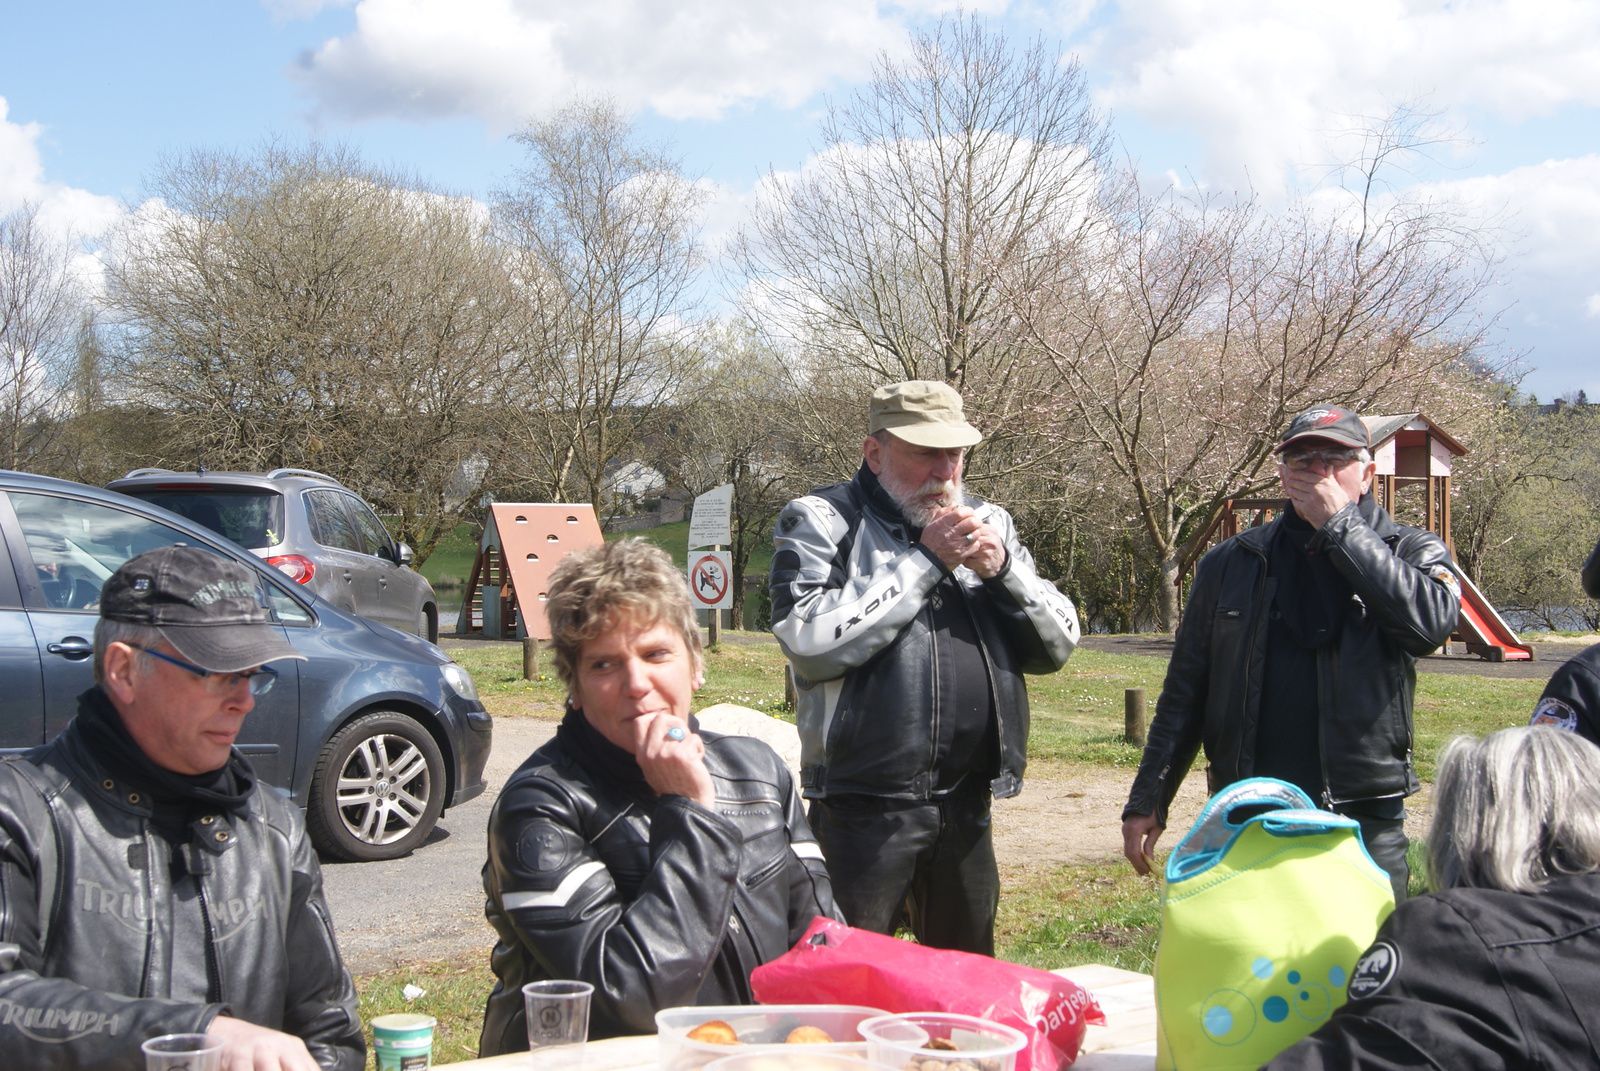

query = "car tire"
[{"left": 307, "top": 711, "right": 446, "bottom": 862}]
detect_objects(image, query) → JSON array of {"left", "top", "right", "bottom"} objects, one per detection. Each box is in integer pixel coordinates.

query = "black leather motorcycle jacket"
[
  {"left": 478, "top": 711, "right": 839, "bottom": 1053},
  {"left": 0, "top": 692, "right": 363, "bottom": 1071},
  {"left": 769, "top": 466, "right": 1080, "bottom": 801},
  {"left": 1266, "top": 871, "right": 1600, "bottom": 1069},
  {"left": 1124, "top": 498, "right": 1460, "bottom": 824}
]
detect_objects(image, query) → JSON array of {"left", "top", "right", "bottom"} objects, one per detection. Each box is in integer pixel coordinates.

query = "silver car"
[{"left": 108, "top": 467, "right": 440, "bottom": 642}]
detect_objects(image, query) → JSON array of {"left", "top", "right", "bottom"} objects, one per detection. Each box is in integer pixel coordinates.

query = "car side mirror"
[{"left": 396, "top": 542, "right": 414, "bottom": 567}]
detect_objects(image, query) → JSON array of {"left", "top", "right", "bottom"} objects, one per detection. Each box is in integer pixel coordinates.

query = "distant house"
[{"left": 604, "top": 460, "right": 667, "bottom": 504}]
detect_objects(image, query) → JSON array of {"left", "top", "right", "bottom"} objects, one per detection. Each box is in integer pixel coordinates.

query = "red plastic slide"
[{"left": 1453, "top": 570, "right": 1533, "bottom": 661}]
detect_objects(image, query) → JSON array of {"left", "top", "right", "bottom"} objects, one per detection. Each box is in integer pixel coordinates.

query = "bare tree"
[
  {"left": 103, "top": 143, "right": 518, "bottom": 560},
  {"left": 656, "top": 323, "right": 814, "bottom": 627},
  {"left": 737, "top": 15, "right": 1112, "bottom": 461},
  {"left": 0, "top": 203, "right": 85, "bottom": 468},
  {"left": 494, "top": 99, "right": 707, "bottom": 511},
  {"left": 1019, "top": 113, "right": 1500, "bottom": 627}
]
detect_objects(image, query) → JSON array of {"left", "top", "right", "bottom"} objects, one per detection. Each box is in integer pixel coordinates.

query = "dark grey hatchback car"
[{"left": 0, "top": 470, "right": 490, "bottom": 861}]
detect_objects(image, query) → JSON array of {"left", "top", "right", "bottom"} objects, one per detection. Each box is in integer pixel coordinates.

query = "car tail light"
[{"left": 267, "top": 554, "right": 316, "bottom": 584}]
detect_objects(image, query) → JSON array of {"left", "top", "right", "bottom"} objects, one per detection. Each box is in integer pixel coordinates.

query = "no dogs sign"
[{"left": 688, "top": 551, "right": 733, "bottom": 610}]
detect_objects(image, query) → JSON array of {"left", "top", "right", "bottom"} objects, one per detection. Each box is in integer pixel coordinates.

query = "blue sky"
[{"left": 5, "top": 0, "right": 1597, "bottom": 401}]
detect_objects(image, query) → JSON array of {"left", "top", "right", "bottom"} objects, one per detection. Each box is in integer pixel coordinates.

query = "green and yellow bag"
[{"left": 1154, "top": 778, "right": 1395, "bottom": 1070}]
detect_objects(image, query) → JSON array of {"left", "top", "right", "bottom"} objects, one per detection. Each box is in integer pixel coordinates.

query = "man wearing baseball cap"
[
  {"left": 1121, "top": 406, "right": 1463, "bottom": 900},
  {"left": 0, "top": 546, "right": 363, "bottom": 1070},
  {"left": 769, "top": 380, "right": 1080, "bottom": 953}
]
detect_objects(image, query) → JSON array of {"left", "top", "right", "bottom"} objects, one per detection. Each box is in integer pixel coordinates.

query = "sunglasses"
[
  {"left": 1280, "top": 448, "right": 1363, "bottom": 471},
  {"left": 131, "top": 645, "right": 278, "bottom": 696}
]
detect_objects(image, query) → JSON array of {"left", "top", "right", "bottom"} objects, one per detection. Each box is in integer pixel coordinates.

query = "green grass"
[
  {"left": 442, "top": 631, "right": 1547, "bottom": 785},
  {"left": 415, "top": 524, "right": 480, "bottom": 588},
  {"left": 358, "top": 960, "right": 491, "bottom": 1068},
  {"left": 997, "top": 860, "right": 1163, "bottom": 974},
  {"left": 1410, "top": 672, "right": 1544, "bottom": 780}
]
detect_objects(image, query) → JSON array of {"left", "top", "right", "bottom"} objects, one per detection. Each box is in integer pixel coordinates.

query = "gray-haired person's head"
[{"left": 1427, "top": 726, "right": 1600, "bottom": 893}]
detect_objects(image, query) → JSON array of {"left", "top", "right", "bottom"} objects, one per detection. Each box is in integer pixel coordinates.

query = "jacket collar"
[
  {"left": 852, "top": 462, "right": 910, "bottom": 527},
  {"left": 1236, "top": 492, "right": 1395, "bottom": 557}
]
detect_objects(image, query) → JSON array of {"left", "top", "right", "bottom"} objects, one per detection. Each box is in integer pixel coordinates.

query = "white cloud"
[
  {"left": 0, "top": 98, "right": 47, "bottom": 207},
  {"left": 1587, "top": 293, "right": 1600, "bottom": 318},
  {"left": 0, "top": 97, "right": 124, "bottom": 243},
  {"left": 293, "top": 0, "right": 911, "bottom": 127},
  {"left": 1417, "top": 155, "right": 1600, "bottom": 276},
  {"left": 1088, "top": 0, "right": 1600, "bottom": 196}
]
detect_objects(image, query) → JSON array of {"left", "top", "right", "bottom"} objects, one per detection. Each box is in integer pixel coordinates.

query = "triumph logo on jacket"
[
  {"left": 834, "top": 584, "right": 900, "bottom": 640},
  {"left": 74, "top": 877, "right": 149, "bottom": 932},
  {"left": 0, "top": 999, "right": 122, "bottom": 1042}
]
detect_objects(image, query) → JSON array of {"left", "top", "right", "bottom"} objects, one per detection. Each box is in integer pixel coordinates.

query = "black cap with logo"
[
  {"left": 100, "top": 546, "right": 306, "bottom": 672},
  {"left": 1276, "top": 406, "right": 1371, "bottom": 453}
]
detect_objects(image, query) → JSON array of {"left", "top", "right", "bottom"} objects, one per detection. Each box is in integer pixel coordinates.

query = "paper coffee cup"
[{"left": 372, "top": 1013, "right": 437, "bottom": 1071}]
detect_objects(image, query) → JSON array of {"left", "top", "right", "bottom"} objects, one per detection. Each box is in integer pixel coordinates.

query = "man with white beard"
[{"left": 769, "top": 380, "right": 1080, "bottom": 953}]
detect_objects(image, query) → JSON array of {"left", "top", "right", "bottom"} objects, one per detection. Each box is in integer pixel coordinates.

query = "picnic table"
[{"left": 437, "top": 964, "right": 1156, "bottom": 1070}]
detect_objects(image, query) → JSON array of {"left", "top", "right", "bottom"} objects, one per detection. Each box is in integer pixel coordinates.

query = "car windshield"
[{"left": 134, "top": 489, "right": 285, "bottom": 550}]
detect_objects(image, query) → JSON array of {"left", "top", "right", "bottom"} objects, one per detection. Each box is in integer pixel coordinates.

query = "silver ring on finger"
[{"left": 665, "top": 725, "right": 687, "bottom": 742}]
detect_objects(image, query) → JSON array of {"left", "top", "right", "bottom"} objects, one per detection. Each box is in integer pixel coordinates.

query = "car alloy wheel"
[{"left": 308, "top": 711, "right": 446, "bottom": 861}]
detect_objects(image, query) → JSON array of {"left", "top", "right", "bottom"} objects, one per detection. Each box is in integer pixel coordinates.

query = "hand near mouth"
[
  {"left": 922, "top": 507, "right": 1004, "bottom": 576},
  {"left": 636, "top": 713, "right": 715, "bottom": 806}
]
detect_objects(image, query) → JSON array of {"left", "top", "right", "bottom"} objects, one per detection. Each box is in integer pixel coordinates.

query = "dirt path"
[{"left": 992, "top": 768, "right": 1434, "bottom": 879}]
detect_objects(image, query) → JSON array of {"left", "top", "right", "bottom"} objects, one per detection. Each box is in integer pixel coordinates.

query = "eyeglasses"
[
  {"left": 1280, "top": 448, "right": 1363, "bottom": 471},
  {"left": 131, "top": 645, "right": 278, "bottom": 696}
]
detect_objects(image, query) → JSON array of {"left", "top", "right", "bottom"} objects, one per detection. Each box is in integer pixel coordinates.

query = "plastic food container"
[
  {"left": 657, "top": 1005, "right": 889, "bottom": 1071},
  {"left": 707, "top": 1053, "right": 898, "bottom": 1071},
  {"left": 858, "top": 1012, "right": 1028, "bottom": 1071}
]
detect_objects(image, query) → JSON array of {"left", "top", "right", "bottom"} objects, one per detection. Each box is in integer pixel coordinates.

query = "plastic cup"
[
  {"left": 371, "top": 1012, "right": 437, "bottom": 1070},
  {"left": 859, "top": 1013, "right": 1027, "bottom": 1071},
  {"left": 523, "top": 980, "right": 593, "bottom": 1066},
  {"left": 142, "top": 1033, "right": 223, "bottom": 1071}
]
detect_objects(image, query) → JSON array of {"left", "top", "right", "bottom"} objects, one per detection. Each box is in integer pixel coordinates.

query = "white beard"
[{"left": 879, "top": 468, "right": 963, "bottom": 528}]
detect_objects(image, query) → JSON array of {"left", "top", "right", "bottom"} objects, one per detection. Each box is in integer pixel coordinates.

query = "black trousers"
[
  {"left": 1350, "top": 813, "right": 1410, "bottom": 903},
  {"left": 807, "top": 789, "right": 999, "bottom": 955}
]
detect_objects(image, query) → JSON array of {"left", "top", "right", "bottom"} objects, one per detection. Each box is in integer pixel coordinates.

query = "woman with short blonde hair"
[{"left": 478, "top": 539, "right": 839, "bottom": 1054}]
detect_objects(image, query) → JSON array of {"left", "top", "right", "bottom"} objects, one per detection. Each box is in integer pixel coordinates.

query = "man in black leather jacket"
[
  {"left": 1122, "top": 407, "right": 1461, "bottom": 901},
  {"left": 769, "top": 381, "right": 1079, "bottom": 954},
  {"left": 479, "top": 541, "right": 838, "bottom": 1053},
  {"left": 0, "top": 547, "right": 362, "bottom": 1071}
]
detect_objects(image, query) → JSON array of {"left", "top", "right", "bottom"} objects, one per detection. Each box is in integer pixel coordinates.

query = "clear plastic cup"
[
  {"left": 523, "top": 979, "right": 593, "bottom": 1067},
  {"left": 141, "top": 1033, "right": 223, "bottom": 1071}
]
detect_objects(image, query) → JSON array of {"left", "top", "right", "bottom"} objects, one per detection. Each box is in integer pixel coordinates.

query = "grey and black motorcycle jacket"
[
  {"left": 1123, "top": 497, "right": 1461, "bottom": 826},
  {"left": 478, "top": 711, "right": 840, "bottom": 1053},
  {"left": 0, "top": 697, "right": 363, "bottom": 1070},
  {"left": 769, "top": 466, "right": 1080, "bottom": 801}
]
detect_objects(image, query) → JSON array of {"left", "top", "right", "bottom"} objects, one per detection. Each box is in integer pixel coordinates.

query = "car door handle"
[
  {"left": 342, "top": 571, "right": 353, "bottom": 583},
  {"left": 47, "top": 637, "right": 94, "bottom": 660}
]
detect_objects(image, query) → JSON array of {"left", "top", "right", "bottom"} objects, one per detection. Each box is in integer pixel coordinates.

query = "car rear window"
[{"left": 131, "top": 489, "right": 285, "bottom": 550}]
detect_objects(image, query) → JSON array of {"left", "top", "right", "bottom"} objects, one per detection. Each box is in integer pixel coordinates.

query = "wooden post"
[
  {"left": 522, "top": 636, "right": 539, "bottom": 681},
  {"left": 1125, "top": 688, "right": 1147, "bottom": 745},
  {"left": 707, "top": 609, "right": 721, "bottom": 648}
]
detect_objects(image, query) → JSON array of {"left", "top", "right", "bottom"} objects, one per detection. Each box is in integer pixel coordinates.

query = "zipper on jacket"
[
  {"left": 195, "top": 860, "right": 223, "bottom": 1003},
  {"left": 1235, "top": 544, "right": 1271, "bottom": 778},
  {"left": 926, "top": 598, "right": 941, "bottom": 791}
]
